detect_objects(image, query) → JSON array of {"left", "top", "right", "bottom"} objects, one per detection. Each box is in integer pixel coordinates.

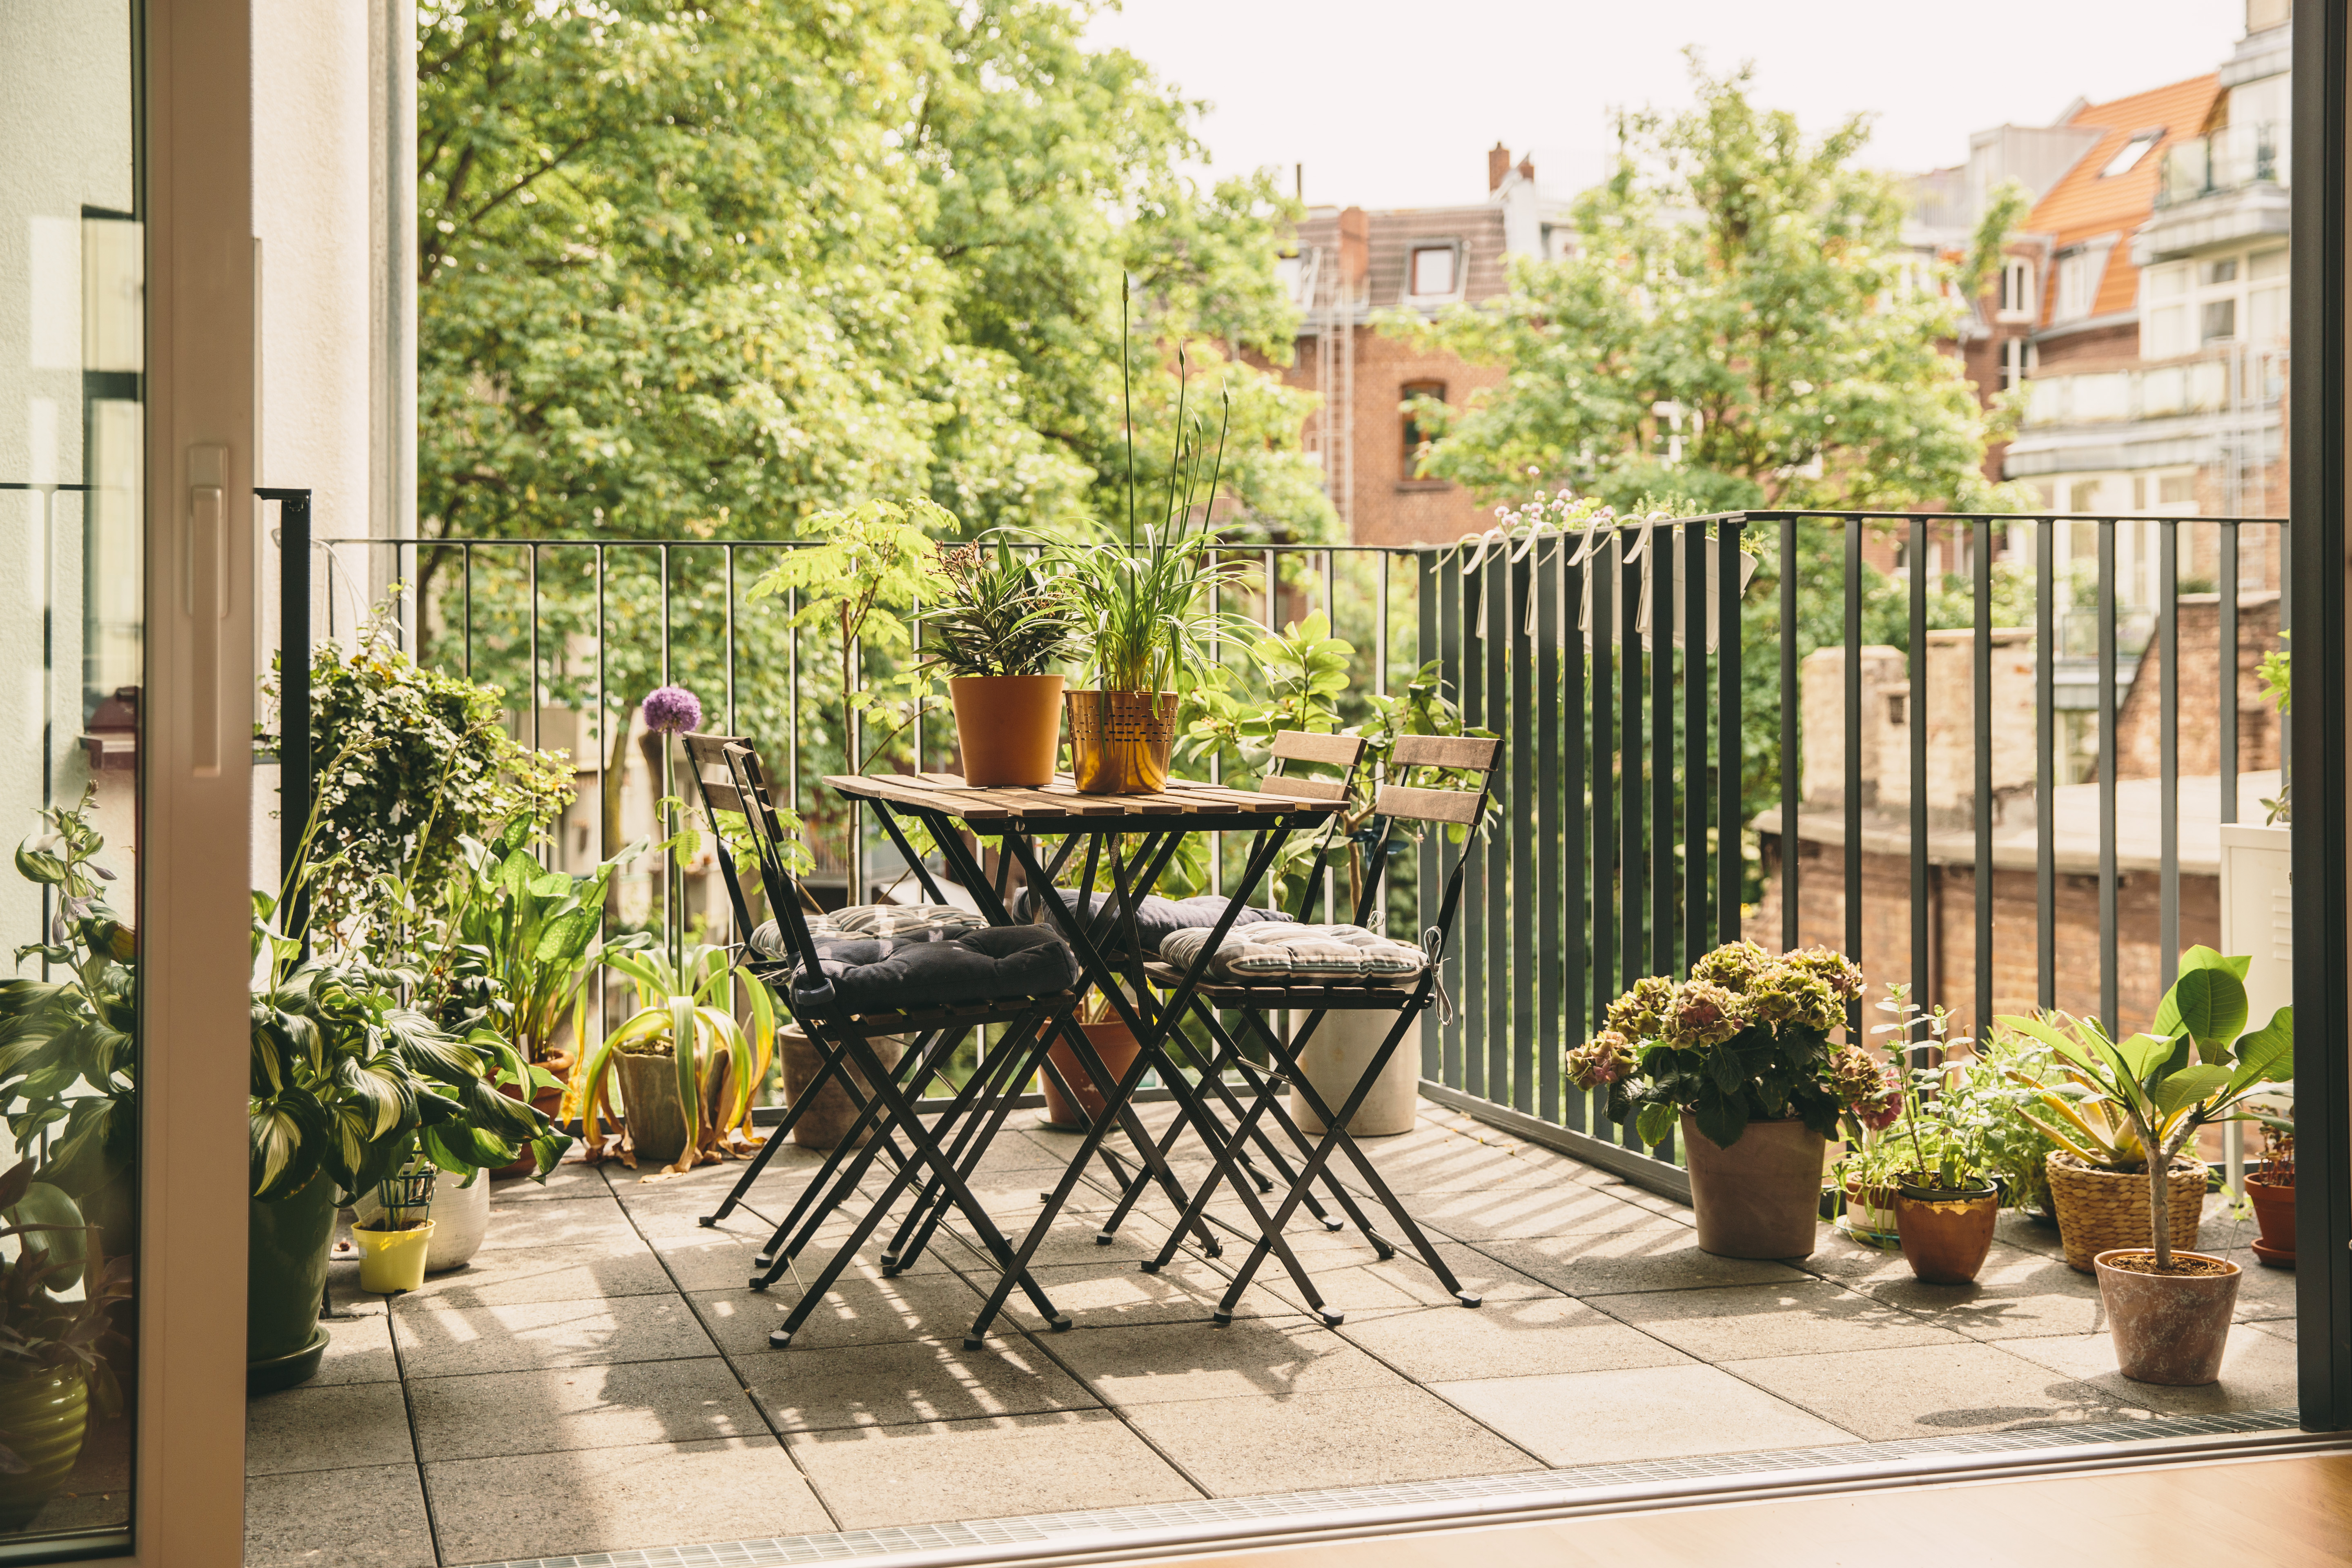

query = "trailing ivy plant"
[{"left": 270, "top": 593, "right": 573, "bottom": 946}]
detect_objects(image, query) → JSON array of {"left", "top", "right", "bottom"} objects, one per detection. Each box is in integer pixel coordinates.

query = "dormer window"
[
  {"left": 1998, "top": 257, "right": 2036, "bottom": 321},
  {"left": 2100, "top": 130, "right": 2163, "bottom": 178},
  {"left": 1408, "top": 243, "right": 1459, "bottom": 299}
]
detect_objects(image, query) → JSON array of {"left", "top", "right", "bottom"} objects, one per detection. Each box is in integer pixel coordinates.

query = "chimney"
[
  {"left": 1517, "top": 156, "right": 1535, "bottom": 184},
  {"left": 1488, "top": 143, "right": 1512, "bottom": 192},
  {"left": 1338, "top": 206, "right": 1370, "bottom": 299}
]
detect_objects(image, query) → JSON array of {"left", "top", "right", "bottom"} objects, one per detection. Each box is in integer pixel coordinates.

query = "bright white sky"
[{"left": 1085, "top": 0, "right": 2250, "bottom": 210}]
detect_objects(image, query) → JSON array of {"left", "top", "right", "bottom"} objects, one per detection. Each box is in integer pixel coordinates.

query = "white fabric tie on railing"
[{"left": 1422, "top": 927, "right": 1454, "bottom": 1026}]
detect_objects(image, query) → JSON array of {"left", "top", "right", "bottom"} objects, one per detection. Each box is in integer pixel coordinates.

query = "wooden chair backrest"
[
  {"left": 1373, "top": 735, "right": 1499, "bottom": 826},
  {"left": 1259, "top": 730, "right": 1363, "bottom": 802}
]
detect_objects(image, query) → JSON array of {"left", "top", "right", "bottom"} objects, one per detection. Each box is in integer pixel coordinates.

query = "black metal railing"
[{"left": 270, "top": 507, "right": 2286, "bottom": 1199}]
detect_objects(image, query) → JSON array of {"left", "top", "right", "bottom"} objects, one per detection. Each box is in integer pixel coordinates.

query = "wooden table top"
[{"left": 823, "top": 771, "right": 1345, "bottom": 824}]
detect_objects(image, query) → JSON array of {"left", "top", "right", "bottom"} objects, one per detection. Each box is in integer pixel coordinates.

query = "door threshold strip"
[{"left": 463, "top": 1409, "right": 2314, "bottom": 1568}]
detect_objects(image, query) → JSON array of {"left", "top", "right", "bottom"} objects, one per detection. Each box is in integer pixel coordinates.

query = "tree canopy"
[
  {"left": 1384, "top": 55, "right": 2023, "bottom": 517},
  {"left": 416, "top": 0, "right": 1331, "bottom": 548}
]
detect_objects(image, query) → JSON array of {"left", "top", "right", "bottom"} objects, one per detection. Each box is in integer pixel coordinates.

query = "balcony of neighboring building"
[{"left": 2137, "top": 121, "right": 2290, "bottom": 264}]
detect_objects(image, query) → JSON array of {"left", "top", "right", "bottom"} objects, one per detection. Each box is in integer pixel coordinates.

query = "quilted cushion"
[
  {"left": 790, "top": 923, "right": 1080, "bottom": 1013},
  {"left": 1158, "top": 923, "right": 1427, "bottom": 984},
  {"left": 1016, "top": 889, "right": 1295, "bottom": 953},
  {"left": 751, "top": 902, "right": 983, "bottom": 959}
]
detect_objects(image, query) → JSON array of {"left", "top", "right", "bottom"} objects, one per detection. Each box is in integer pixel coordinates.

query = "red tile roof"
[{"left": 2029, "top": 74, "right": 2221, "bottom": 324}]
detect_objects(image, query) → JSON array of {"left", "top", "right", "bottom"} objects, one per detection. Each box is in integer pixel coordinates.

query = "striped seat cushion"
[{"left": 1158, "top": 924, "right": 1427, "bottom": 984}]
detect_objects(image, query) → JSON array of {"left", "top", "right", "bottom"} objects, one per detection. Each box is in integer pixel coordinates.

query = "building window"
[
  {"left": 1998, "top": 257, "right": 2036, "bottom": 320},
  {"left": 2202, "top": 297, "right": 2238, "bottom": 344},
  {"left": 2100, "top": 131, "right": 2163, "bottom": 178},
  {"left": 1999, "top": 337, "right": 2034, "bottom": 391},
  {"left": 2054, "top": 249, "right": 2105, "bottom": 321},
  {"left": 1401, "top": 381, "right": 1445, "bottom": 474},
  {"left": 1408, "top": 244, "right": 1457, "bottom": 299}
]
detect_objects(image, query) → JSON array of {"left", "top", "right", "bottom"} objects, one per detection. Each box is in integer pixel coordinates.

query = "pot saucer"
[{"left": 2250, "top": 1236, "right": 2296, "bottom": 1267}]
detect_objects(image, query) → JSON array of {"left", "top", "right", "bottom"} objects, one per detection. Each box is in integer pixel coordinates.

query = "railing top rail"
[
  {"left": 1730, "top": 508, "right": 2288, "bottom": 526},
  {"left": 309, "top": 534, "right": 1425, "bottom": 553}
]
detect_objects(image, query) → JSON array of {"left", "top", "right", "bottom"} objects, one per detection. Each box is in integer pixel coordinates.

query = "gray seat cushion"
[
  {"left": 1016, "top": 890, "right": 1295, "bottom": 953},
  {"left": 1158, "top": 923, "right": 1427, "bottom": 984},
  {"left": 790, "top": 923, "right": 1079, "bottom": 1013},
  {"left": 751, "top": 902, "right": 984, "bottom": 960}
]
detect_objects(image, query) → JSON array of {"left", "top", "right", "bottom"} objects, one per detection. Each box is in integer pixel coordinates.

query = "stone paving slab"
[
  {"left": 1431, "top": 1363, "right": 1858, "bottom": 1466},
  {"left": 784, "top": 1410, "right": 1195, "bottom": 1527},
  {"left": 1719, "top": 1341, "right": 2119, "bottom": 1442},
  {"left": 737, "top": 1333, "right": 1100, "bottom": 1433},
  {"left": 390, "top": 1292, "right": 719, "bottom": 1378},
  {"left": 406, "top": 1357, "right": 766, "bottom": 1462},
  {"left": 247, "top": 1463, "right": 437, "bottom": 1568},
  {"left": 1119, "top": 1385, "right": 1541, "bottom": 1496}
]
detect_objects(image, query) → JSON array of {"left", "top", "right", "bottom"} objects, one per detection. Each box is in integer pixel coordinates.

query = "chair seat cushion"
[
  {"left": 1158, "top": 923, "right": 1427, "bottom": 984},
  {"left": 1016, "top": 890, "right": 1294, "bottom": 953},
  {"left": 751, "top": 902, "right": 985, "bottom": 960},
  {"left": 790, "top": 923, "right": 1079, "bottom": 1013}
]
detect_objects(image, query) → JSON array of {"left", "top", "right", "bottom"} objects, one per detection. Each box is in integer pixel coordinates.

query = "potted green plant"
[
  {"left": 1570, "top": 941, "right": 1874, "bottom": 1259},
  {"left": 921, "top": 535, "right": 1084, "bottom": 786},
  {"left": 1960, "top": 1026, "right": 2068, "bottom": 1224},
  {"left": 0, "top": 1158, "right": 131, "bottom": 1529},
  {"left": 1869, "top": 985, "right": 2000, "bottom": 1285},
  {"left": 1998, "top": 947, "right": 2292, "bottom": 1384},
  {"left": 580, "top": 943, "right": 780, "bottom": 1175},
  {"left": 2242, "top": 1108, "right": 2294, "bottom": 1266}
]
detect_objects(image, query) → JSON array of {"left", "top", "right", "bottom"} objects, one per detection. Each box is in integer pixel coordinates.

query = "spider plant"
[
  {"left": 920, "top": 534, "right": 1084, "bottom": 678},
  {"left": 580, "top": 944, "right": 779, "bottom": 1175}
]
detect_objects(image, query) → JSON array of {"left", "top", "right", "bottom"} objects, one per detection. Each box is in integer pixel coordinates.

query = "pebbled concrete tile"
[
  {"left": 1432, "top": 1364, "right": 1858, "bottom": 1466},
  {"left": 1996, "top": 1327, "right": 2301, "bottom": 1419},
  {"left": 688, "top": 1273, "right": 988, "bottom": 1354},
  {"left": 247, "top": 1463, "right": 435, "bottom": 1568},
  {"left": 1122, "top": 1385, "right": 1539, "bottom": 1496},
  {"left": 1722, "top": 1341, "right": 2118, "bottom": 1441},
  {"left": 786, "top": 1410, "right": 1196, "bottom": 1526},
  {"left": 246, "top": 1380, "right": 415, "bottom": 1476},
  {"left": 1475, "top": 1228, "right": 1813, "bottom": 1298},
  {"left": 1403, "top": 1185, "right": 1668, "bottom": 1242},
  {"left": 1259, "top": 1241, "right": 1558, "bottom": 1317},
  {"left": 486, "top": 1160, "right": 618, "bottom": 1203},
  {"left": 312, "top": 1304, "right": 399, "bottom": 1385},
  {"left": 408, "top": 1356, "right": 764, "bottom": 1461},
  {"left": 739, "top": 1335, "right": 1100, "bottom": 1433},
  {"left": 1591, "top": 1279, "right": 1966, "bottom": 1361},
  {"left": 1336, "top": 1295, "right": 1692, "bottom": 1383},
  {"left": 397, "top": 1243, "right": 678, "bottom": 1306},
  {"left": 391, "top": 1293, "right": 717, "bottom": 1377},
  {"left": 423, "top": 1438, "right": 829, "bottom": 1562},
  {"left": 1049, "top": 1314, "right": 1408, "bottom": 1407}
]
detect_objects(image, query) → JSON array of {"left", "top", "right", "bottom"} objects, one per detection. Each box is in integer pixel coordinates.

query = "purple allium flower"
[{"left": 642, "top": 685, "right": 704, "bottom": 735}]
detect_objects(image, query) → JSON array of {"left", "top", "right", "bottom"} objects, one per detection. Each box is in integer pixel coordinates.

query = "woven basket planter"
[{"left": 2045, "top": 1152, "right": 2207, "bottom": 1273}]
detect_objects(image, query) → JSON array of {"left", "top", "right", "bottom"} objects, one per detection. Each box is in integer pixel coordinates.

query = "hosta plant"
[
  {"left": 1998, "top": 946, "right": 2293, "bottom": 1267},
  {"left": 580, "top": 944, "right": 779, "bottom": 1175},
  {"left": 1568, "top": 941, "right": 1874, "bottom": 1149},
  {"left": 0, "top": 1157, "right": 131, "bottom": 1472}
]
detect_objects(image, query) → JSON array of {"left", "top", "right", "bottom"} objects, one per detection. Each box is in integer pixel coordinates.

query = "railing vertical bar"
[
  {"left": 724, "top": 546, "right": 738, "bottom": 737},
  {"left": 1682, "top": 519, "right": 1706, "bottom": 963},
  {"left": 1509, "top": 546, "right": 1535, "bottom": 1113},
  {"left": 2161, "top": 519, "right": 2180, "bottom": 991},
  {"left": 1474, "top": 545, "right": 1502, "bottom": 1100},
  {"left": 1375, "top": 550, "right": 1391, "bottom": 920},
  {"left": 1650, "top": 529, "right": 1675, "bottom": 975},
  {"left": 659, "top": 541, "right": 671, "bottom": 687},
  {"left": 2098, "top": 517, "right": 2119, "bottom": 1035},
  {"left": 1844, "top": 516, "right": 1863, "bottom": 1033},
  {"left": 1571, "top": 541, "right": 1590, "bottom": 1128},
  {"left": 787, "top": 585, "right": 800, "bottom": 819},
  {"left": 1537, "top": 534, "right": 1564, "bottom": 1125},
  {"left": 1209, "top": 566, "right": 1224, "bottom": 899},
  {"left": 528, "top": 544, "right": 542, "bottom": 753},
  {"left": 1779, "top": 515, "right": 1798, "bottom": 952},
  {"left": 1620, "top": 526, "right": 1644, "bottom": 1002},
  {"left": 2037, "top": 518, "right": 2056, "bottom": 1012},
  {"left": 1440, "top": 552, "right": 1466, "bottom": 1091},
  {"left": 463, "top": 543, "right": 474, "bottom": 679},
  {"left": 2220, "top": 522, "right": 2240, "bottom": 824},
  {"left": 1909, "top": 515, "right": 1929, "bottom": 1028},
  {"left": 1591, "top": 526, "right": 1617, "bottom": 1044},
  {"left": 595, "top": 548, "right": 607, "bottom": 859},
  {"left": 1418, "top": 554, "right": 1443, "bottom": 1080},
  {"left": 1719, "top": 519, "right": 1743, "bottom": 946},
  {"left": 1973, "top": 518, "right": 1993, "bottom": 1035}
]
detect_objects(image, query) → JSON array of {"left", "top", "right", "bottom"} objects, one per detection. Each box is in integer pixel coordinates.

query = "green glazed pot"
[
  {"left": 247, "top": 1175, "right": 337, "bottom": 1393},
  {"left": 0, "top": 1368, "right": 89, "bottom": 1529}
]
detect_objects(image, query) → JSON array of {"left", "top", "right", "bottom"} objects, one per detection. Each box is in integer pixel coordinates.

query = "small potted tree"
[
  {"left": 922, "top": 537, "right": 1083, "bottom": 786},
  {"left": 1570, "top": 942, "right": 1874, "bottom": 1259},
  {"left": 1998, "top": 947, "right": 2292, "bottom": 1384}
]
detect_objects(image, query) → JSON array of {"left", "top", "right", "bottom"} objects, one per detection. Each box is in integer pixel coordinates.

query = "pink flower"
[
  {"left": 642, "top": 685, "right": 704, "bottom": 735},
  {"left": 1567, "top": 1031, "right": 1639, "bottom": 1091}
]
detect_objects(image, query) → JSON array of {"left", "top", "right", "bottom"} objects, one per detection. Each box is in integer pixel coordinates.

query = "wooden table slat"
[{"left": 824, "top": 772, "right": 1340, "bottom": 824}]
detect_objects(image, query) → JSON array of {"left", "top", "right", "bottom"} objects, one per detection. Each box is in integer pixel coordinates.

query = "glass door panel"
[{"left": 0, "top": 0, "right": 143, "bottom": 1555}]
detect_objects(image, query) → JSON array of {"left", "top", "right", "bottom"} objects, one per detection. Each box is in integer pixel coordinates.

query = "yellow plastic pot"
[{"left": 354, "top": 1220, "right": 436, "bottom": 1294}]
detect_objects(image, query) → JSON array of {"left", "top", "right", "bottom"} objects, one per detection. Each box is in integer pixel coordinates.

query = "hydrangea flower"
[
  {"left": 1689, "top": 939, "right": 1771, "bottom": 993},
  {"left": 1604, "top": 974, "right": 1678, "bottom": 1041},
  {"left": 642, "top": 685, "right": 704, "bottom": 735},
  {"left": 1745, "top": 967, "right": 1840, "bottom": 1033},
  {"left": 1783, "top": 945, "right": 1865, "bottom": 1002},
  {"left": 1666, "top": 980, "right": 1745, "bottom": 1047},
  {"left": 1566, "top": 1030, "right": 1639, "bottom": 1091},
  {"left": 1827, "top": 1045, "right": 1901, "bottom": 1130}
]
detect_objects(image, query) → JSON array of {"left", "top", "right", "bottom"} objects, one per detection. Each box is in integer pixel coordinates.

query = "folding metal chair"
[
  {"left": 1137, "top": 733, "right": 1503, "bottom": 1322},
  {"left": 679, "top": 735, "right": 1087, "bottom": 1347}
]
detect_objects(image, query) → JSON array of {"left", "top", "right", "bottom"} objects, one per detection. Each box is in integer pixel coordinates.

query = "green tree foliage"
[{"left": 1383, "top": 56, "right": 2018, "bottom": 516}]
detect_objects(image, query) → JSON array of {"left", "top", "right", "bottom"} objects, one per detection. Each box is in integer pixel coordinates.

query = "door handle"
[{"left": 187, "top": 444, "right": 227, "bottom": 775}]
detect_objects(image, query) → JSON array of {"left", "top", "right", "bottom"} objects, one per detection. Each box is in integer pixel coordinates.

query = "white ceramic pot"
[
  {"left": 352, "top": 1169, "right": 491, "bottom": 1274},
  {"left": 1286, "top": 1009, "right": 1419, "bottom": 1137}
]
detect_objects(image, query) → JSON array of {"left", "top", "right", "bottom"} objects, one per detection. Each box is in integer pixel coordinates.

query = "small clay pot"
[
  {"left": 780, "top": 1026, "right": 908, "bottom": 1149},
  {"left": 615, "top": 1049, "right": 693, "bottom": 1165},
  {"left": 949, "top": 674, "right": 1065, "bottom": 786},
  {"left": 1841, "top": 1176, "right": 1900, "bottom": 1244},
  {"left": 1041, "top": 1021, "right": 1142, "bottom": 1130},
  {"left": 1682, "top": 1113, "right": 1825, "bottom": 1260},
  {"left": 2244, "top": 1169, "right": 2295, "bottom": 1267},
  {"left": 1895, "top": 1181, "right": 2000, "bottom": 1284},
  {"left": 2094, "top": 1247, "right": 2241, "bottom": 1385}
]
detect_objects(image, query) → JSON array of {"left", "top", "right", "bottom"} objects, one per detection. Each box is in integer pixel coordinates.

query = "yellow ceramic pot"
[{"left": 354, "top": 1219, "right": 436, "bottom": 1294}]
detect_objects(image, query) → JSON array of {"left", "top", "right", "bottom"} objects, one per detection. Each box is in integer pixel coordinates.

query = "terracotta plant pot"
[
  {"left": 2244, "top": 1169, "right": 2295, "bottom": 1267},
  {"left": 0, "top": 1368, "right": 89, "bottom": 1529},
  {"left": 1682, "top": 1112, "right": 1825, "bottom": 1260},
  {"left": 949, "top": 674, "right": 1065, "bottom": 786},
  {"left": 1065, "top": 690, "right": 1177, "bottom": 795},
  {"left": 779, "top": 1026, "right": 907, "bottom": 1149},
  {"left": 2095, "top": 1247, "right": 2241, "bottom": 1385},
  {"left": 2045, "top": 1151, "right": 2208, "bottom": 1272},
  {"left": 615, "top": 1049, "right": 693, "bottom": 1165},
  {"left": 1895, "top": 1180, "right": 2000, "bottom": 1284},
  {"left": 1041, "top": 1021, "right": 1141, "bottom": 1131}
]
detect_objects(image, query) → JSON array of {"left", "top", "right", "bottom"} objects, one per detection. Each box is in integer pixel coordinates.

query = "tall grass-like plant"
[{"left": 579, "top": 944, "right": 778, "bottom": 1176}]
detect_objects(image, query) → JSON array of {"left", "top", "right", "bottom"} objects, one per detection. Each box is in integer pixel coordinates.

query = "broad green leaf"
[
  {"left": 2152, "top": 967, "right": 2247, "bottom": 1059},
  {"left": 2152, "top": 1064, "right": 2230, "bottom": 1118}
]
